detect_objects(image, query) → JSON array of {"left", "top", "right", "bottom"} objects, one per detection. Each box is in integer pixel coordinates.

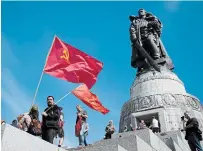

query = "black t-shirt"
[{"left": 42, "top": 105, "right": 60, "bottom": 129}]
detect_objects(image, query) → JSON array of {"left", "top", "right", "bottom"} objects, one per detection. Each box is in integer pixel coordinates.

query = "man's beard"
[{"left": 48, "top": 103, "right": 52, "bottom": 107}]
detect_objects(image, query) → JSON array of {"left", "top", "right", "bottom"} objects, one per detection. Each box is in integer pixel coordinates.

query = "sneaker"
[{"left": 77, "top": 146, "right": 83, "bottom": 149}]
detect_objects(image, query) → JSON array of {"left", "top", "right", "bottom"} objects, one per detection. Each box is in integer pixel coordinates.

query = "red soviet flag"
[
  {"left": 44, "top": 36, "right": 103, "bottom": 89},
  {"left": 72, "top": 84, "right": 109, "bottom": 114}
]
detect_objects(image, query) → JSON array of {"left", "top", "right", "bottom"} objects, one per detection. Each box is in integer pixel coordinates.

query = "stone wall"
[{"left": 1, "top": 124, "right": 66, "bottom": 151}]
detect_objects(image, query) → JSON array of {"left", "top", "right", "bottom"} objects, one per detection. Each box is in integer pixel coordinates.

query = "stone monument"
[{"left": 119, "top": 8, "right": 203, "bottom": 133}]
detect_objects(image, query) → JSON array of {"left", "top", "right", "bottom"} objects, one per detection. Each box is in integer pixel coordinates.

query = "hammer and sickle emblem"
[
  {"left": 84, "top": 97, "right": 95, "bottom": 103},
  {"left": 60, "top": 49, "right": 70, "bottom": 64}
]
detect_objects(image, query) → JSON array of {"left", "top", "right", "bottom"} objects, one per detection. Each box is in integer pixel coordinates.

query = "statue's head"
[{"left": 138, "top": 9, "right": 146, "bottom": 17}]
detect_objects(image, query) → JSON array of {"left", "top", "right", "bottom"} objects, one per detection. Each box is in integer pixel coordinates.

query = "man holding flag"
[{"left": 41, "top": 96, "right": 60, "bottom": 144}]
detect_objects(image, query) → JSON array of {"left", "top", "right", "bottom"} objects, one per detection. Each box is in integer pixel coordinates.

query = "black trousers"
[
  {"left": 188, "top": 134, "right": 203, "bottom": 151},
  {"left": 152, "top": 127, "right": 159, "bottom": 133},
  {"left": 42, "top": 128, "right": 57, "bottom": 144},
  {"left": 104, "top": 132, "right": 112, "bottom": 139}
]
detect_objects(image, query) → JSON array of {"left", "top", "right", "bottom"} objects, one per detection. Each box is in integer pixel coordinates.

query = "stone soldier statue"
[{"left": 129, "top": 9, "right": 174, "bottom": 73}]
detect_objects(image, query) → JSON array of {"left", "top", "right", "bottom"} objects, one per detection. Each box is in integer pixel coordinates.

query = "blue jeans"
[
  {"left": 188, "top": 133, "right": 203, "bottom": 151},
  {"left": 79, "top": 132, "right": 88, "bottom": 146}
]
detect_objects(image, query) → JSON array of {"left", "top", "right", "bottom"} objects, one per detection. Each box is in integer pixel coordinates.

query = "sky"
[{"left": 2, "top": 1, "right": 203, "bottom": 148}]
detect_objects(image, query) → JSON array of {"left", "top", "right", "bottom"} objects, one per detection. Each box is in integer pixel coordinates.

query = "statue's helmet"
[{"left": 138, "top": 8, "right": 146, "bottom": 17}]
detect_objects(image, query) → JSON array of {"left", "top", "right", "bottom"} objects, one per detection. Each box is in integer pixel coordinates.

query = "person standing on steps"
[
  {"left": 149, "top": 116, "right": 159, "bottom": 133},
  {"left": 123, "top": 126, "right": 128, "bottom": 132},
  {"left": 139, "top": 120, "right": 146, "bottom": 130},
  {"left": 104, "top": 120, "right": 116, "bottom": 139},
  {"left": 182, "top": 112, "right": 203, "bottom": 151},
  {"left": 41, "top": 96, "right": 60, "bottom": 144},
  {"left": 75, "top": 105, "right": 88, "bottom": 148},
  {"left": 18, "top": 105, "right": 40, "bottom": 136}
]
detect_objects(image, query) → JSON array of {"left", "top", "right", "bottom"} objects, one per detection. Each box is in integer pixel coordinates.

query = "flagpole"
[
  {"left": 45, "top": 84, "right": 82, "bottom": 113},
  {"left": 31, "top": 35, "right": 57, "bottom": 106}
]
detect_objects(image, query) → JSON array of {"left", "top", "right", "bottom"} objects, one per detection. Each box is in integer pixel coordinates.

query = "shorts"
[
  {"left": 57, "top": 128, "right": 64, "bottom": 138},
  {"left": 42, "top": 128, "right": 57, "bottom": 144}
]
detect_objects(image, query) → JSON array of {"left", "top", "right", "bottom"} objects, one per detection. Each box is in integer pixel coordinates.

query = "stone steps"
[
  {"left": 68, "top": 135, "right": 154, "bottom": 151},
  {"left": 112, "top": 129, "right": 172, "bottom": 151},
  {"left": 157, "top": 130, "right": 190, "bottom": 151},
  {"left": 2, "top": 124, "right": 203, "bottom": 151}
]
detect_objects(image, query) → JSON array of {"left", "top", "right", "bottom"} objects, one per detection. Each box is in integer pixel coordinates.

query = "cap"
[{"left": 31, "top": 105, "right": 38, "bottom": 111}]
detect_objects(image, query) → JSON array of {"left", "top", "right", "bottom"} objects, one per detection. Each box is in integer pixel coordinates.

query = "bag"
[
  {"left": 75, "top": 117, "right": 82, "bottom": 137},
  {"left": 17, "top": 114, "right": 24, "bottom": 122},
  {"left": 58, "top": 120, "right": 64, "bottom": 128},
  {"left": 28, "top": 119, "right": 42, "bottom": 136},
  {"left": 58, "top": 115, "right": 64, "bottom": 128},
  {"left": 58, "top": 108, "right": 64, "bottom": 128}
]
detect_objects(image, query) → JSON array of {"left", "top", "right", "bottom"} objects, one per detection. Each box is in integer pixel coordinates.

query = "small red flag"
[
  {"left": 72, "top": 84, "right": 109, "bottom": 114},
  {"left": 44, "top": 36, "right": 103, "bottom": 89}
]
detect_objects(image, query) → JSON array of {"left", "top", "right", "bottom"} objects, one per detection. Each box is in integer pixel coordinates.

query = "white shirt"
[
  {"left": 60, "top": 114, "right": 64, "bottom": 121},
  {"left": 80, "top": 123, "right": 89, "bottom": 135},
  {"left": 152, "top": 119, "right": 159, "bottom": 128},
  {"left": 19, "top": 114, "right": 31, "bottom": 131}
]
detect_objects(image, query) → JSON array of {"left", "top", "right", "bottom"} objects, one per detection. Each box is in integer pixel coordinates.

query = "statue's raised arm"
[{"left": 129, "top": 9, "right": 174, "bottom": 74}]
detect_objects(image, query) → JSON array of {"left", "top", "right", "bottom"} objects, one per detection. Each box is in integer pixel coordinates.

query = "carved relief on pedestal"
[
  {"left": 121, "top": 94, "right": 201, "bottom": 117},
  {"left": 154, "top": 95, "right": 164, "bottom": 106},
  {"left": 173, "top": 94, "right": 186, "bottom": 107},
  {"left": 138, "top": 97, "right": 151, "bottom": 109},
  {"left": 186, "top": 96, "right": 199, "bottom": 110},
  {"left": 162, "top": 94, "right": 176, "bottom": 107}
]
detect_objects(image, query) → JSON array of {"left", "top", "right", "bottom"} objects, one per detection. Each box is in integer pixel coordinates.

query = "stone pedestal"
[{"left": 119, "top": 68, "right": 203, "bottom": 132}]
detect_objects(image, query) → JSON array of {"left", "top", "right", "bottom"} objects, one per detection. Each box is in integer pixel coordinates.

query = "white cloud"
[
  {"left": 1, "top": 68, "right": 31, "bottom": 116},
  {"left": 1, "top": 35, "right": 20, "bottom": 67},
  {"left": 164, "top": 1, "right": 180, "bottom": 13}
]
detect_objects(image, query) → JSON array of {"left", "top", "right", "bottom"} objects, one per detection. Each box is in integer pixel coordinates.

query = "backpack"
[
  {"left": 17, "top": 114, "right": 24, "bottom": 122},
  {"left": 27, "top": 116, "right": 42, "bottom": 136}
]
